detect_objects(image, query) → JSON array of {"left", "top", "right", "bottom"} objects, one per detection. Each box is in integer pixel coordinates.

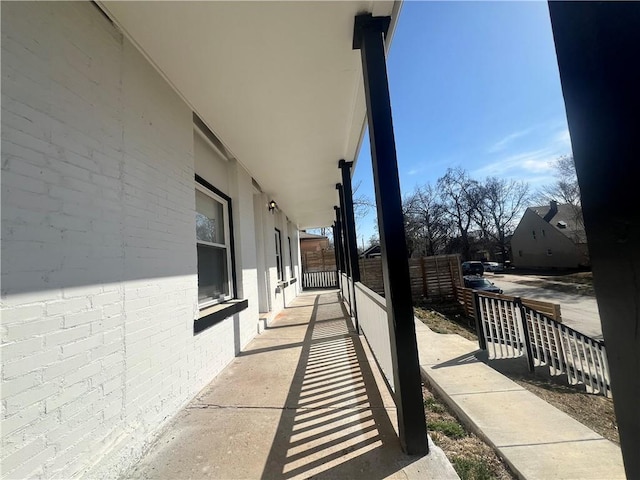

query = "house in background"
[
  {"left": 360, "top": 244, "right": 382, "bottom": 258},
  {"left": 511, "top": 200, "right": 589, "bottom": 269},
  {"left": 299, "top": 231, "right": 330, "bottom": 255}
]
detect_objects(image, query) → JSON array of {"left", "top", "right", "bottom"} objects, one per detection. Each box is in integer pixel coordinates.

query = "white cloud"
[
  {"left": 475, "top": 148, "right": 557, "bottom": 177},
  {"left": 488, "top": 128, "right": 532, "bottom": 153},
  {"left": 554, "top": 127, "right": 571, "bottom": 147}
]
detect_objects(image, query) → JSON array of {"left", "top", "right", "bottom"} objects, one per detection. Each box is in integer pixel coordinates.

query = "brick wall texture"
[{"left": 1, "top": 3, "right": 285, "bottom": 478}]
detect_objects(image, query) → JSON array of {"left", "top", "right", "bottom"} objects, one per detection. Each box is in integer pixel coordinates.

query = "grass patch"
[
  {"left": 428, "top": 420, "right": 467, "bottom": 439},
  {"left": 452, "top": 456, "right": 495, "bottom": 480},
  {"left": 414, "top": 303, "right": 477, "bottom": 342},
  {"left": 423, "top": 386, "right": 514, "bottom": 479},
  {"left": 424, "top": 397, "right": 446, "bottom": 413}
]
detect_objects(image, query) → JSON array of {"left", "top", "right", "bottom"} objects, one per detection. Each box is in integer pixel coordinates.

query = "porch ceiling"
[{"left": 100, "top": 1, "right": 400, "bottom": 229}]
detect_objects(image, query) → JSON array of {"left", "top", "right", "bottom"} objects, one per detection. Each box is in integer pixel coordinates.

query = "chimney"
[{"left": 543, "top": 200, "right": 558, "bottom": 222}]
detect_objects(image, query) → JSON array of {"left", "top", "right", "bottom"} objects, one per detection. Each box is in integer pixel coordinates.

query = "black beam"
[
  {"left": 339, "top": 160, "right": 362, "bottom": 283},
  {"left": 336, "top": 191, "right": 354, "bottom": 318},
  {"left": 333, "top": 207, "right": 346, "bottom": 273},
  {"left": 337, "top": 180, "right": 360, "bottom": 330},
  {"left": 549, "top": 3, "right": 640, "bottom": 477},
  {"left": 353, "top": 13, "right": 428, "bottom": 455},
  {"left": 336, "top": 184, "right": 352, "bottom": 279},
  {"left": 332, "top": 224, "right": 341, "bottom": 289}
]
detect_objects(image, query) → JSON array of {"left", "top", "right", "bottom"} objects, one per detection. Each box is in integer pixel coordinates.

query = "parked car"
[
  {"left": 462, "top": 261, "right": 484, "bottom": 276},
  {"left": 482, "top": 262, "right": 504, "bottom": 272},
  {"left": 463, "top": 275, "right": 503, "bottom": 294}
]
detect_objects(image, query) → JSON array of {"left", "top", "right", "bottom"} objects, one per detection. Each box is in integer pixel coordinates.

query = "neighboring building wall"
[
  {"left": 300, "top": 237, "right": 329, "bottom": 253},
  {"left": 511, "top": 209, "right": 581, "bottom": 268},
  {"left": 0, "top": 3, "right": 299, "bottom": 478}
]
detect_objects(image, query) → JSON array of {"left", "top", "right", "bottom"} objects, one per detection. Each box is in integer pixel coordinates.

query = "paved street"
[{"left": 486, "top": 273, "right": 603, "bottom": 340}]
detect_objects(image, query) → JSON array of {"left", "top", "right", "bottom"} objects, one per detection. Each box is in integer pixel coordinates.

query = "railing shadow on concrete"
[{"left": 260, "top": 292, "right": 421, "bottom": 479}]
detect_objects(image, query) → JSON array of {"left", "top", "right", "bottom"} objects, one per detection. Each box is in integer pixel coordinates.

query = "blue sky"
[{"left": 352, "top": 1, "right": 572, "bottom": 245}]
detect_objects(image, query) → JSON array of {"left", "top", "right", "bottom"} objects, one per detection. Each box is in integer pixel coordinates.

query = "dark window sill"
[{"left": 194, "top": 299, "right": 249, "bottom": 334}]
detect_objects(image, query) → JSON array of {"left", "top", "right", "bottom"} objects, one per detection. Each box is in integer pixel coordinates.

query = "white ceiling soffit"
[{"left": 100, "top": 1, "right": 400, "bottom": 229}]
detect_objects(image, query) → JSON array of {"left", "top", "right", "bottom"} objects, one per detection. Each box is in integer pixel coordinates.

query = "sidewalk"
[
  {"left": 415, "top": 320, "right": 626, "bottom": 480},
  {"left": 124, "top": 291, "right": 457, "bottom": 479}
]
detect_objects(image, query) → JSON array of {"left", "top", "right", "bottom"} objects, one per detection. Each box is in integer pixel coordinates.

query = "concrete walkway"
[
  {"left": 124, "top": 291, "right": 457, "bottom": 480},
  {"left": 415, "top": 319, "right": 626, "bottom": 480}
]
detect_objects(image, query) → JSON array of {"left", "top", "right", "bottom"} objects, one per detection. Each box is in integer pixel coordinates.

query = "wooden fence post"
[
  {"left": 515, "top": 297, "right": 535, "bottom": 373},
  {"left": 553, "top": 303, "right": 562, "bottom": 323},
  {"left": 420, "top": 256, "right": 427, "bottom": 299}
]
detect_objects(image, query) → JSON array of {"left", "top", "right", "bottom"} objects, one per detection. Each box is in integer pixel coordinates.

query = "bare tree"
[
  {"left": 537, "top": 155, "right": 581, "bottom": 206},
  {"left": 437, "top": 167, "right": 482, "bottom": 260},
  {"left": 352, "top": 180, "right": 375, "bottom": 221},
  {"left": 536, "top": 154, "right": 584, "bottom": 230},
  {"left": 478, "top": 177, "right": 530, "bottom": 262},
  {"left": 403, "top": 184, "right": 450, "bottom": 257}
]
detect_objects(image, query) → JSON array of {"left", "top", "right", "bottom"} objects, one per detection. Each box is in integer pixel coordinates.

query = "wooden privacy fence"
[
  {"left": 302, "top": 271, "right": 338, "bottom": 289},
  {"left": 359, "top": 254, "right": 463, "bottom": 301},
  {"left": 302, "top": 250, "right": 336, "bottom": 272},
  {"left": 475, "top": 291, "right": 611, "bottom": 396}
]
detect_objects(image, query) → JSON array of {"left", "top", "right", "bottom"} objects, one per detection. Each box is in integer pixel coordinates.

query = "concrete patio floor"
[{"left": 124, "top": 291, "right": 458, "bottom": 480}]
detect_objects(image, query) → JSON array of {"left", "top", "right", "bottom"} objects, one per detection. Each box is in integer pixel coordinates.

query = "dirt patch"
[
  {"left": 415, "top": 305, "right": 619, "bottom": 445},
  {"left": 423, "top": 385, "right": 515, "bottom": 480},
  {"left": 414, "top": 306, "right": 476, "bottom": 342}
]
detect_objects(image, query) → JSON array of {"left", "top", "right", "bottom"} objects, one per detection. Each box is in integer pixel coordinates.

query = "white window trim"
[{"left": 196, "top": 182, "right": 234, "bottom": 308}]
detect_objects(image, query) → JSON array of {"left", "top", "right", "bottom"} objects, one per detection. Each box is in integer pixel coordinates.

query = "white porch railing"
[
  {"left": 302, "top": 270, "right": 337, "bottom": 289},
  {"left": 354, "top": 282, "right": 395, "bottom": 392},
  {"left": 477, "top": 292, "right": 611, "bottom": 396}
]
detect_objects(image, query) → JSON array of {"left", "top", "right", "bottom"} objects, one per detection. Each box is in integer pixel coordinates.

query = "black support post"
[
  {"left": 336, "top": 189, "right": 354, "bottom": 317},
  {"left": 332, "top": 223, "right": 341, "bottom": 291},
  {"left": 337, "top": 178, "right": 360, "bottom": 331},
  {"left": 549, "top": 4, "right": 640, "bottom": 476},
  {"left": 334, "top": 207, "right": 347, "bottom": 303},
  {"left": 353, "top": 13, "right": 428, "bottom": 455},
  {"left": 339, "top": 160, "right": 361, "bottom": 283}
]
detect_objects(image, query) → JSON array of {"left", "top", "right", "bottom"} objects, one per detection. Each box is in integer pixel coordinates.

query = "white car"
[{"left": 482, "top": 262, "right": 504, "bottom": 272}]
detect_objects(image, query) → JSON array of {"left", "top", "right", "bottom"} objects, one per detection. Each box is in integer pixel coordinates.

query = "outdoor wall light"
[{"left": 268, "top": 200, "right": 278, "bottom": 213}]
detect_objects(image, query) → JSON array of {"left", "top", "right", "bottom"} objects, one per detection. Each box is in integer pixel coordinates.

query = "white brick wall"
[{"left": 1, "top": 2, "right": 299, "bottom": 478}]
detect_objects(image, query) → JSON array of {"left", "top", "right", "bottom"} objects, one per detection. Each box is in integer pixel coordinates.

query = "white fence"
[
  {"left": 523, "top": 305, "right": 611, "bottom": 396},
  {"left": 302, "top": 270, "right": 338, "bottom": 289},
  {"left": 354, "top": 282, "right": 395, "bottom": 392},
  {"left": 477, "top": 292, "right": 611, "bottom": 396}
]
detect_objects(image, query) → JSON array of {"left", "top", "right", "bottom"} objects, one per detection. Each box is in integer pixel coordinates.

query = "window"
[
  {"left": 196, "top": 183, "right": 233, "bottom": 306},
  {"left": 532, "top": 230, "right": 537, "bottom": 240},
  {"left": 288, "top": 236, "right": 294, "bottom": 279},
  {"left": 275, "top": 228, "right": 283, "bottom": 281}
]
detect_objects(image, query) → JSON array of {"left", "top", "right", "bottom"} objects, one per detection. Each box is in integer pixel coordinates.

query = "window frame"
[
  {"left": 288, "top": 236, "right": 294, "bottom": 280},
  {"left": 195, "top": 176, "right": 236, "bottom": 309},
  {"left": 275, "top": 228, "right": 283, "bottom": 282}
]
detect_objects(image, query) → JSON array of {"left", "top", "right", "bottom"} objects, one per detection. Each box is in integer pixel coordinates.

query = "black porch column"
[
  {"left": 333, "top": 206, "right": 346, "bottom": 274},
  {"left": 332, "top": 223, "right": 341, "bottom": 290},
  {"left": 549, "top": 3, "right": 640, "bottom": 477},
  {"left": 337, "top": 181, "right": 359, "bottom": 329},
  {"left": 339, "top": 160, "right": 362, "bottom": 284},
  {"left": 336, "top": 192, "right": 354, "bottom": 317},
  {"left": 353, "top": 13, "right": 428, "bottom": 454}
]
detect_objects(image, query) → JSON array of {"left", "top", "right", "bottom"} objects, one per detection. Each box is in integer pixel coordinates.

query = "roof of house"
[
  {"left": 360, "top": 244, "right": 381, "bottom": 257},
  {"left": 299, "top": 231, "right": 328, "bottom": 240},
  {"left": 529, "top": 203, "right": 587, "bottom": 243}
]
